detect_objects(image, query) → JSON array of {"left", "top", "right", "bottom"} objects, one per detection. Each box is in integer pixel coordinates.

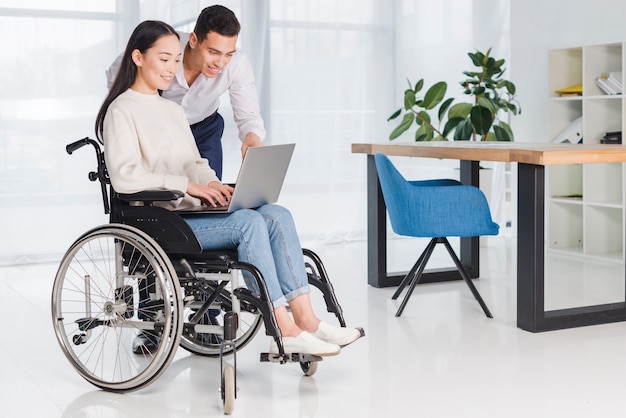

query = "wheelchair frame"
[{"left": 52, "top": 137, "right": 351, "bottom": 414}]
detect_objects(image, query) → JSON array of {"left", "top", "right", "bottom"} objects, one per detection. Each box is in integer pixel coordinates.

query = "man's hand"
[
  {"left": 241, "top": 132, "right": 263, "bottom": 159},
  {"left": 187, "top": 181, "right": 234, "bottom": 207}
]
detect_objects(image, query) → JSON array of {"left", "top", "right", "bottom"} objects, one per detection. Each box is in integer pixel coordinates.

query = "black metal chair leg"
[
  {"left": 395, "top": 238, "right": 437, "bottom": 317},
  {"left": 441, "top": 238, "right": 493, "bottom": 318},
  {"left": 392, "top": 243, "right": 431, "bottom": 300}
]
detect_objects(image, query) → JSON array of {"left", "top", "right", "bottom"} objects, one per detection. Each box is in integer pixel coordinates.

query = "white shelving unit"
[{"left": 547, "top": 42, "right": 626, "bottom": 263}]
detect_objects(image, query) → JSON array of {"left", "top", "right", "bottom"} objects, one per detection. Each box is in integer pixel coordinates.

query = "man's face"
[{"left": 189, "top": 31, "right": 237, "bottom": 78}]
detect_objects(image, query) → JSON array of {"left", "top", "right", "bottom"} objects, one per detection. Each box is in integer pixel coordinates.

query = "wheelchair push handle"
[
  {"left": 66, "top": 136, "right": 111, "bottom": 215},
  {"left": 66, "top": 137, "right": 99, "bottom": 155}
]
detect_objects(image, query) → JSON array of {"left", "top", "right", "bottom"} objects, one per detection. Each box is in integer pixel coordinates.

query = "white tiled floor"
[{"left": 3, "top": 235, "right": 626, "bottom": 417}]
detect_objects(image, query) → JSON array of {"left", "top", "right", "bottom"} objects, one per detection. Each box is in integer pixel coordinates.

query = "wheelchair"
[{"left": 52, "top": 137, "right": 361, "bottom": 414}]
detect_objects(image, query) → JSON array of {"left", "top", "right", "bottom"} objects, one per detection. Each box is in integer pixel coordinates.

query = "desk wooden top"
[{"left": 351, "top": 142, "right": 626, "bottom": 165}]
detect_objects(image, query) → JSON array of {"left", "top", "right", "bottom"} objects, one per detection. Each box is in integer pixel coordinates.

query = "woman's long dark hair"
[{"left": 95, "top": 20, "right": 179, "bottom": 142}]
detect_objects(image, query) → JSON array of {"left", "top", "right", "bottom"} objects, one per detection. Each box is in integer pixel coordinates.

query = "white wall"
[{"left": 510, "top": 0, "right": 626, "bottom": 143}]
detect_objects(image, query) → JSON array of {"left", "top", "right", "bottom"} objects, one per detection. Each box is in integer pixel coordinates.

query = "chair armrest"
[{"left": 117, "top": 189, "right": 185, "bottom": 202}]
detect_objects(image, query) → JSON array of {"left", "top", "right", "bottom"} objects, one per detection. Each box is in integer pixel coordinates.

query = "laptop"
[{"left": 177, "top": 143, "right": 295, "bottom": 214}]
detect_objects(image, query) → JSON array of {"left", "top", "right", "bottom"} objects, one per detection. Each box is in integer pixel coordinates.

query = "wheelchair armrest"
[{"left": 117, "top": 189, "right": 185, "bottom": 202}]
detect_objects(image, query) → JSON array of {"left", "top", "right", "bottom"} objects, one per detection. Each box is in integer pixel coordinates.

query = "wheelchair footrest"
[{"left": 259, "top": 352, "right": 323, "bottom": 364}]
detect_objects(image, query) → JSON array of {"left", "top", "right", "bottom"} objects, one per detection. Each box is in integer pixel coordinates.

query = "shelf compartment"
[
  {"left": 548, "top": 201, "right": 583, "bottom": 250},
  {"left": 548, "top": 164, "right": 582, "bottom": 198},
  {"left": 582, "top": 98, "right": 623, "bottom": 144},
  {"left": 547, "top": 99, "right": 583, "bottom": 143},
  {"left": 584, "top": 205, "right": 623, "bottom": 258},
  {"left": 583, "top": 43, "right": 623, "bottom": 97},
  {"left": 584, "top": 163, "right": 623, "bottom": 204},
  {"left": 548, "top": 47, "right": 582, "bottom": 98}
]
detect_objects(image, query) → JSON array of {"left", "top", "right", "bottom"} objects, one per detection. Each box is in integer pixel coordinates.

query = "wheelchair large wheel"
[
  {"left": 52, "top": 224, "right": 183, "bottom": 392},
  {"left": 179, "top": 301, "right": 263, "bottom": 357}
]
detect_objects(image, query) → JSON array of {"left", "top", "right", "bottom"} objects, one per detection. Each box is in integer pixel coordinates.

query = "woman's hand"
[{"left": 187, "top": 181, "right": 234, "bottom": 207}]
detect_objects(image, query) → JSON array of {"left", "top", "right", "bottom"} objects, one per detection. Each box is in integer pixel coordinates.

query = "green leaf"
[
  {"left": 438, "top": 97, "right": 455, "bottom": 122},
  {"left": 442, "top": 117, "right": 464, "bottom": 138},
  {"left": 404, "top": 89, "right": 416, "bottom": 110},
  {"left": 470, "top": 105, "right": 493, "bottom": 135},
  {"left": 389, "top": 112, "right": 414, "bottom": 140},
  {"left": 414, "top": 79, "right": 424, "bottom": 93},
  {"left": 454, "top": 118, "right": 473, "bottom": 140},
  {"left": 506, "top": 80, "right": 516, "bottom": 95},
  {"left": 498, "top": 120, "right": 514, "bottom": 141},
  {"left": 448, "top": 102, "right": 472, "bottom": 119},
  {"left": 473, "top": 86, "right": 486, "bottom": 95},
  {"left": 493, "top": 125, "right": 512, "bottom": 141},
  {"left": 415, "top": 123, "right": 434, "bottom": 141},
  {"left": 507, "top": 102, "right": 520, "bottom": 115},
  {"left": 477, "top": 95, "right": 497, "bottom": 114},
  {"left": 422, "top": 81, "right": 447, "bottom": 110},
  {"left": 469, "top": 52, "right": 483, "bottom": 67},
  {"left": 387, "top": 108, "right": 402, "bottom": 121},
  {"left": 416, "top": 110, "right": 431, "bottom": 126}
]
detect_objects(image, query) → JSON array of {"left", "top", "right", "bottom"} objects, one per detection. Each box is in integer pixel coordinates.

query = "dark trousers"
[{"left": 190, "top": 112, "right": 225, "bottom": 180}]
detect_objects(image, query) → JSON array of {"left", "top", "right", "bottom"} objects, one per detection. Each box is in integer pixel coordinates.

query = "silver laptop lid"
[
  {"left": 227, "top": 143, "right": 295, "bottom": 212},
  {"left": 176, "top": 143, "right": 295, "bottom": 214}
]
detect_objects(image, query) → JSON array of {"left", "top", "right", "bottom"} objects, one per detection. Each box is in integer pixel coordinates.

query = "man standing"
[{"left": 107, "top": 5, "right": 265, "bottom": 179}]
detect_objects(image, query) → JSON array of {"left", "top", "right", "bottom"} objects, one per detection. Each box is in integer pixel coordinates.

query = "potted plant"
[{"left": 388, "top": 48, "right": 521, "bottom": 141}]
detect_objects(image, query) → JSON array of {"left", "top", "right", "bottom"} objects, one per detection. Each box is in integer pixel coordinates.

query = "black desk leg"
[
  {"left": 366, "top": 155, "right": 396, "bottom": 287},
  {"left": 366, "top": 155, "right": 479, "bottom": 288},
  {"left": 516, "top": 163, "right": 545, "bottom": 332},
  {"left": 460, "top": 160, "right": 480, "bottom": 279},
  {"left": 516, "top": 163, "right": 626, "bottom": 332}
]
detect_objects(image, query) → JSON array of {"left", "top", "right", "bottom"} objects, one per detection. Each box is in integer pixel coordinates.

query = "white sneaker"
[
  {"left": 313, "top": 321, "right": 362, "bottom": 347},
  {"left": 269, "top": 331, "right": 341, "bottom": 356}
]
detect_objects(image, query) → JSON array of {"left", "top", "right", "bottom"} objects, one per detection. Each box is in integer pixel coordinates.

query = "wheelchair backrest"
[{"left": 67, "top": 137, "right": 202, "bottom": 254}]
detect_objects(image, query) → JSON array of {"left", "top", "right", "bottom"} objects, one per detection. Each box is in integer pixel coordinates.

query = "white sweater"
[{"left": 103, "top": 89, "right": 219, "bottom": 209}]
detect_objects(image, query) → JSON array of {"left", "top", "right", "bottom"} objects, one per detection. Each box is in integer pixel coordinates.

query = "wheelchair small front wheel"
[
  {"left": 300, "top": 360, "right": 319, "bottom": 376},
  {"left": 51, "top": 224, "right": 183, "bottom": 392},
  {"left": 222, "top": 364, "right": 236, "bottom": 414}
]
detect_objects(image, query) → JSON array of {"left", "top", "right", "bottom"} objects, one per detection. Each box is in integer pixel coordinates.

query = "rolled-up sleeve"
[{"left": 228, "top": 53, "right": 266, "bottom": 142}]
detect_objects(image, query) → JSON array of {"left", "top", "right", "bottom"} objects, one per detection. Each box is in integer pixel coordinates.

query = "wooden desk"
[{"left": 352, "top": 142, "right": 626, "bottom": 332}]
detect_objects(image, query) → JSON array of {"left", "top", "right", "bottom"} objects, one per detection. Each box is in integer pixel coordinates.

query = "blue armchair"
[{"left": 374, "top": 153, "right": 499, "bottom": 317}]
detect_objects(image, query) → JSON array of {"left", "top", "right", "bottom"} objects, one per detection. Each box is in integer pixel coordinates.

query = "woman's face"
[{"left": 131, "top": 34, "right": 181, "bottom": 94}]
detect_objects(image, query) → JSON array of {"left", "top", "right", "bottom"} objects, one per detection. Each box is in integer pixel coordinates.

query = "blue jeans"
[
  {"left": 190, "top": 112, "right": 224, "bottom": 180},
  {"left": 183, "top": 204, "right": 310, "bottom": 308}
]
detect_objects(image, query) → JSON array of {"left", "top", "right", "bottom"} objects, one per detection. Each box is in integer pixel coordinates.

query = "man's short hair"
[{"left": 194, "top": 5, "right": 241, "bottom": 42}]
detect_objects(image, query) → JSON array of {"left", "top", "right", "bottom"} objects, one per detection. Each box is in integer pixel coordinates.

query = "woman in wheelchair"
[{"left": 94, "top": 20, "right": 361, "bottom": 357}]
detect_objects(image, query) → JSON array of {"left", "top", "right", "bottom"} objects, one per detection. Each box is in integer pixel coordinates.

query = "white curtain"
[{"left": 0, "top": 0, "right": 509, "bottom": 265}]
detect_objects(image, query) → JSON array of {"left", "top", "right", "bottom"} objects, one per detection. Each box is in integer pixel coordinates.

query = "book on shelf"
[
  {"left": 595, "top": 73, "right": 622, "bottom": 95},
  {"left": 554, "top": 83, "right": 582, "bottom": 96},
  {"left": 551, "top": 194, "right": 583, "bottom": 199},
  {"left": 601, "top": 131, "right": 622, "bottom": 144}
]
